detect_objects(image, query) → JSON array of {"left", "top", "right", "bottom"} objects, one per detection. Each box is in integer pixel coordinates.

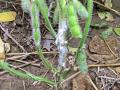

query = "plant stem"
[
  {"left": 0, "top": 60, "right": 54, "bottom": 85},
  {"left": 78, "top": 0, "right": 93, "bottom": 50},
  {"left": 30, "top": 1, "right": 58, "bottom": 74},
  {"left": 76, "top": 0, "right": 93, "bottom": 73},
  {"left": 35, "top": 0, "right": 56, "bottom": 38}
]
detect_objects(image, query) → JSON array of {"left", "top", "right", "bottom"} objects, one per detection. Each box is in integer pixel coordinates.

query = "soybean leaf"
[
  {"left": 100, "top": 27, "right": 113, "bottom": 39},
  {"left": 114, "top": 27, "right": 120, "bottom": 36}
]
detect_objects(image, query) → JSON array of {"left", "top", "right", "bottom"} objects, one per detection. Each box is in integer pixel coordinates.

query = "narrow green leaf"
[
  {"left": 114, "top": 27, "right": 120, "bottom": 36},
  {"left": 100, "top": 27, "right": 113, "bottom": 39}
]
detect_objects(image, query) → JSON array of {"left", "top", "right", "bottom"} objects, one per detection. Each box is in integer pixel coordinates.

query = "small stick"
[
  {"left": 0, "top": 0, "right": 20, "bottom": 5},
  {"left": 60, "top": 72, "right": 80, "bottom": 85},
  {"left": 88, "top": 63, "right": 120, "bottom": 68},
  {"left": 103, "top": 39, "right": 118, "bottom": 58},
  {"left": 93, "top": 0, "right": 120, "bottom": 16},
  {"left": 87, "top": 75, "right": 98, "bottom": 90},
  {"left": 61, "top": 63, "right": 120, "bottom": 84},
  {"left": 6, "top": 54, "right": 28, "bottom": 60},
  {"left": 8, "top": 59, "right": 40, "bottom": 68},
  {"left": 0, "top": 25, "right": 27, "bottom": 52},
  {"left": 6, "top": 51, "right": 59, "bottom": 56}
]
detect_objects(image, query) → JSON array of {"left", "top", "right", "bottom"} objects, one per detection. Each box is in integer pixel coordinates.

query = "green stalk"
[
  {"left": 30, "top": 1, "right": 58, "bottom": 74},
  {"left": 35, "top": 0, "right": 56, "bottom": 38},
  {"left": 0, "top": 60, "right": 54, "bottom": 85},
  {"left": 78, "top": 0, "right": 93, "bottom": 49},
  {"left": 76, "top": 0, "right": 93, "bottom": 73}
]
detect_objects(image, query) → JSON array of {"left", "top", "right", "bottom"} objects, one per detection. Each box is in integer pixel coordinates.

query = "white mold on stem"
[
  {"left": 21, "top": 0, "right": 31, "bottom": 13},
  {"left": 56, "top": 20, "right": 68, "bottom": 68}
]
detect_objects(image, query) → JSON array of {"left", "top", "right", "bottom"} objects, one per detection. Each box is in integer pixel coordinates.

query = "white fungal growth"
[
  {"left": 21, "top": 0, "right": 31, "bottom": 13},
  {"left": 56, "top": 20, "right": 68, "bottom": 68}
]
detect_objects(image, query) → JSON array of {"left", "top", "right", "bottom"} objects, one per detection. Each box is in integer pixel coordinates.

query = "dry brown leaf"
[
  {"left": 42, "top": 33, "right": 54, "bottom": 51},
  {"left": 115, "top": 67, "right": 120, "bottom": 74},
  {"left": 0, "top": 37, "right": 10, "bottom": 60},
  {"left": 0, "top": 11, "right": 16, "bottom": 22},
  {"left": 105, "top": 0, "right": 112, "bottom": 8},
  {"left": 72, "top": 74, "right": 91, "bottom": 90},
  {"left": 88, "top": 35, "right": 119, "bottom": 63}
]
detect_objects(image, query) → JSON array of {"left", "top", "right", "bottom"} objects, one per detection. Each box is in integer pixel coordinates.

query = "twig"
[
  {"left": 6, "top": 54, "right": 28, "bottom": 60},
  {"left": 8, "top": 59, "right": 40, "bottom": 68},
  {"left": 23, "top": 80, "right": 26, "bottom": 90},
  {"left": 0, "top": 25, "right": 27, "bottom": 52},
  {"left": 87, "top": 75, "right": 98, "bottom": 90},
  {"left": 61, "top": 62, "right": 120, "bottom": 85},
  {"left": 99, "top": 76, "right": 120, "bottom": 80},
  {"left": 6, "top": 51, "right": 59, "bottom": 56},
  {"left": 60, "top": 72, "right": 80, "bottom": 85},
  {"left": 93, "top": 0, "right": 120, "bottom": 16},
  {"left": 103, "top": 39, "right": 118, "bottom": 58},
  {"left": 0, "top": 0, "right": 20, "bottom": 5},
  {"left": 108, "top": 67, "right": 119, "bottom": 76},
  {"left": 88, "top": 63, "right": 120, "bottom": 68}
]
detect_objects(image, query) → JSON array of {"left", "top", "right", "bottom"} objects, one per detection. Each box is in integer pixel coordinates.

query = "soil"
[{"left": 0, "top": 0, "right": 120, "bottom": 90}]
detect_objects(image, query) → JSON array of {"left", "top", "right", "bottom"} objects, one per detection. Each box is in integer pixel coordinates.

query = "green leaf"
[
  {"left": 97, "top": 11, "right": 114, "bottom": 22},
  {"left": 114, "top": 27, "right": 120, "bottom": 36},
  {"left": 90, "top": 20, "right": 108, "bottom": 29},
  {"left": 97, "top": 11, "right": 106, "bottom": 19},
  {"left": 100, "top": 27, "right": 113, "bottom": 39}
]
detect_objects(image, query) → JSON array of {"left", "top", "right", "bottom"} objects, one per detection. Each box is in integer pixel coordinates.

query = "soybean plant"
[
  {"left": 76, "top": 0, "right": 93, "bottom": 73},
  {"left": 30, "top": 0, "right": 58, "bottom": 74},
  {"left": 0, "top": 0, "right": 57, "bottom": 86}
]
